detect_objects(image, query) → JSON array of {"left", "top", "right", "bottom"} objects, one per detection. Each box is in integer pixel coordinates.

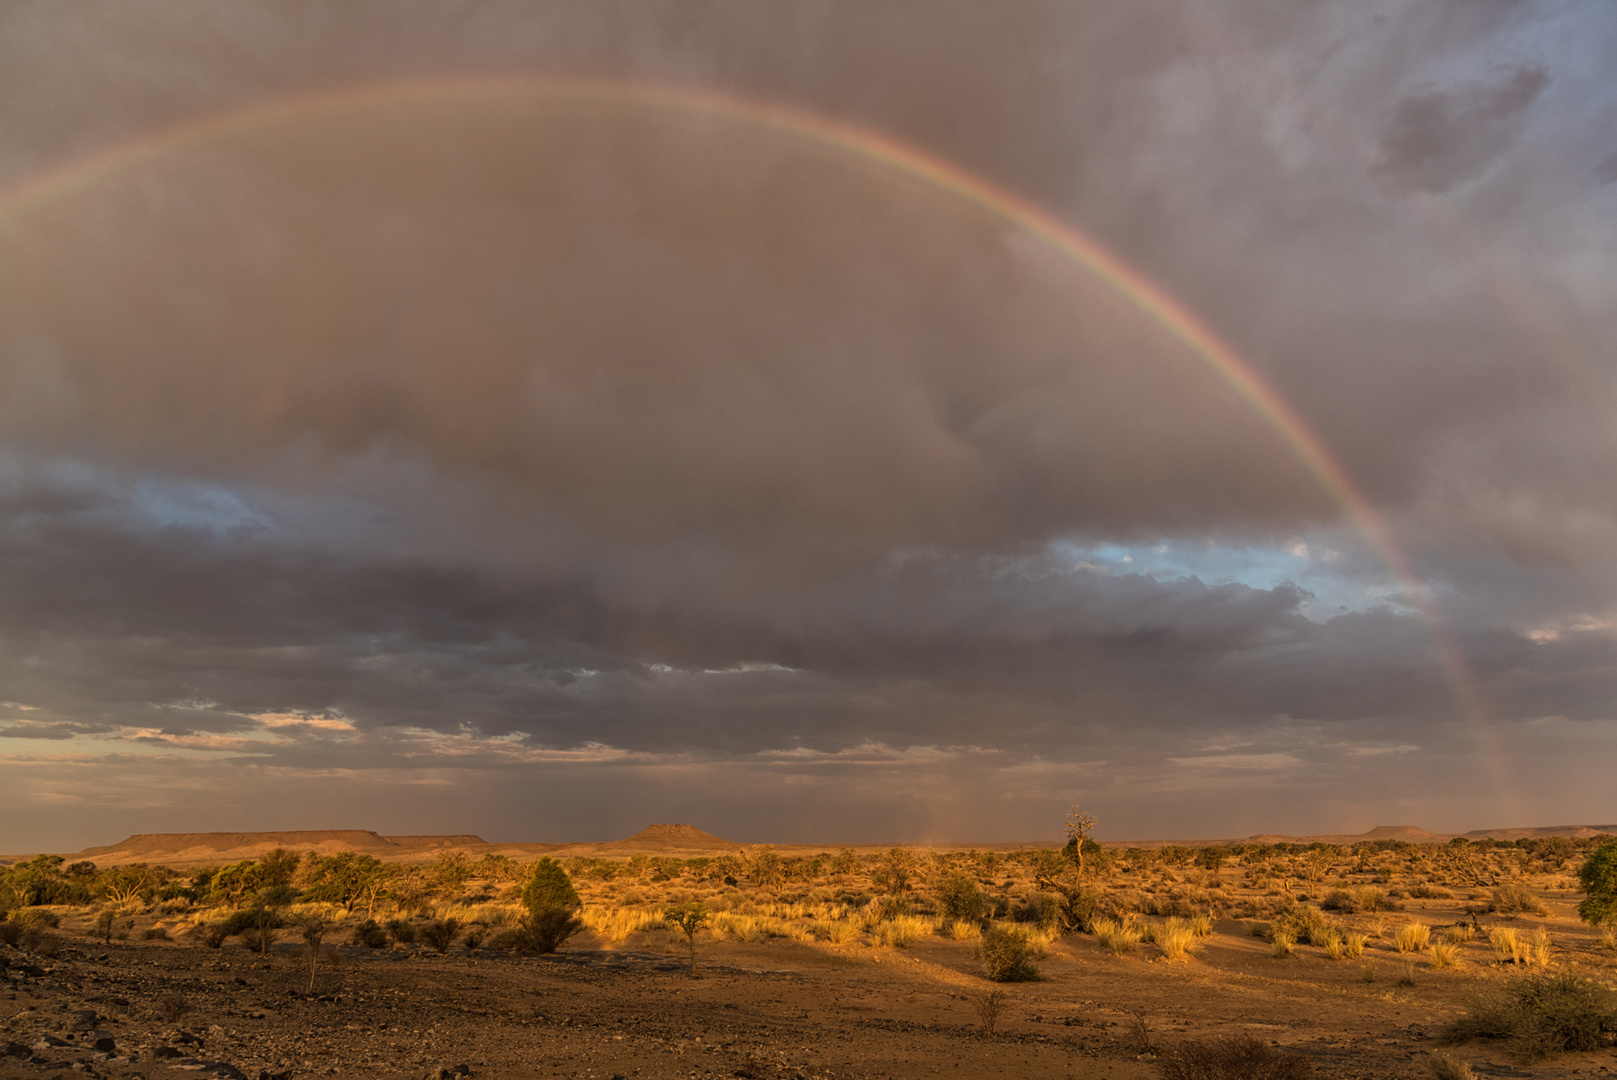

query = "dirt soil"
[{"left": 4, "top": 917, "right": 1615, "bottom": 1080}]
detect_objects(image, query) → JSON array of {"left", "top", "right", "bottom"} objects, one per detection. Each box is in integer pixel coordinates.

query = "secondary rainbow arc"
[{"left": 0, "top": 74, "right": 1510, "bottom": 802}]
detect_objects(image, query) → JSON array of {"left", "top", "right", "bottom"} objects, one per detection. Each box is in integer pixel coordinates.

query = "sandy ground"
[{"left": 4, "top": 907, "right": 1615, "bottom": 1080}]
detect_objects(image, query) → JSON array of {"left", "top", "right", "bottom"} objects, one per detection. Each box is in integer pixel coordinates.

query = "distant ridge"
[
  {"left": 68, "top": 830, "right": 489, "bottom": 867},
  {"left": 1112, "top": 823, "right": 1617, "bottom": 848}
]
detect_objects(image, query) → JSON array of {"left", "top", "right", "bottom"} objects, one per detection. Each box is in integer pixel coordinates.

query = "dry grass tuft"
[
  {"left": 1395, "top": 921, "right": 1432, "bottom": 954},
  {"left": 1156, "top": 1035, "right": 1315, "bottom": 1079},
  {"left": 1427, "top": 1052, "right": 1476, "bottom": 1080},
  {"left": 1095, "top": 917, "right": 1143, "bottom": 956}
]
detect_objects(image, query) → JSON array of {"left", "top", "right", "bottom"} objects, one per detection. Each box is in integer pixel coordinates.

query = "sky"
[{"left": 1, "top": 0, "right": 1615, "bottom": 852}]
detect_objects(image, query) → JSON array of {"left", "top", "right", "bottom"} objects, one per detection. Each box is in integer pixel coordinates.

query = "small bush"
[
  {"left": 155, "top": 991, "right": 191, "bottom": 1023},
  {"left": 1492, "top": 883, "right": 1546, "bottom": 917},
  {"left": 1439, "top": 972, "right": 1617, "bottom": 1063},
  {"left": 0, "top": 920, "right": 23, "bottom": 947},
  {"left": 421, "top": 918, "right": 461, "bottom": 953},
  {"left": 384, "top": 919, "right": 417, "bottom": 945},
  {"left": 976, "top": 989, "right": 1007, "bottom": 1037},
  {"left": 1156, "top": 1035, "right": 1315, "bottom": 1079},
  {"left": 1429, "top": 942, "right": 1458, "bottom": 969},
  {"left": 1012, "top": 893, "right": 1061, "bottom": 930},
  {"left": 511, "top": 908, "right": 585, "bottom": 955},
  {"left": 1270, "top": 929, "right": 1295, "bottom": 958},
  {"left": 1427, "top": 1052, "right": 1475, "bottom": 1080},
  {"left": 978, "top": 926, "right": 1040, "bottom": 982},
  {"left": 1273, "top": 905, "right": 1334, "bottom": 946},
  {"left": 143, "top": 927, "right": 170, "bottom": 941},
  {"left": 349, "top": 919, "right": 389, "bottom": 949}
]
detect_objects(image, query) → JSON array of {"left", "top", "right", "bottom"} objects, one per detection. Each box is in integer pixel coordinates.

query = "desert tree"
[
  {"left": 293, "top": 914, "right": 331, "bottom": 994},
  {"left": 663, "top": 902, "right": 710, "bottom": 974},
  {"left": 1063, "top": 806, "right": 1098, "bottom": 878}
]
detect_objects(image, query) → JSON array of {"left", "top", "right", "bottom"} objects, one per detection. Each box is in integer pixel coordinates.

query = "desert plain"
[{"left": 1, "top": 823, "right": 1615, "bottom": 1080}]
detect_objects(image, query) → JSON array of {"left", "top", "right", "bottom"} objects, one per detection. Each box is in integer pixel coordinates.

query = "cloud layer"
[{"left": 1, "top": 0, "right": 1614, "bottom": 849}]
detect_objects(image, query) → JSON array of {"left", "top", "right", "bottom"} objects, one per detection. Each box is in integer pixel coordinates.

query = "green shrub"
[
  {"left": 936, "top": 874, "right": 991, "bottom": 925},
  {"left": 1156, "top": 1035, "right": 1315, "bottom": 1079},
  {"left": 1439, "top": 973, "right": 1616, "bottom": 1063},
  {"left": 384, "top": 918, "right": 416, "bottom": 945},
  {"left": 1577, "top": 840, "right": 1617, "bottom": 926},
  {"left": 978, "top": 926, "right": 1040, "bottom": 982},
  {"left": 522, "top": 858, "right": 581, "bottom": 916}
]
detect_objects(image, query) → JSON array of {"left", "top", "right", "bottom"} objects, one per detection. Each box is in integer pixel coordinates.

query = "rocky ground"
[{"left": 2, "top": 921, "right": 1615, "bottom": 1080}]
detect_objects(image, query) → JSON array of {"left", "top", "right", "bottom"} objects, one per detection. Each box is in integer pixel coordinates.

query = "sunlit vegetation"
[{"left": 1, "top": 829, "right": 1613, "bottom": 1064}]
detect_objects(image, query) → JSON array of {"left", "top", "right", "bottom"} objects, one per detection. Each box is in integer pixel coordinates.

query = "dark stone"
[
  {"left": 258, "top": 1071, "right": 293, "bottom": 1080},
  {"left": 154, "top": 1046, "right": 186, "bottom": 1059},
  {"left": 92, "top": 1034, "right": 117, "bottom": 1054},
  {"left": 3, "top": 1041, "right": 30, "bottom": 1058},
  {"left": 199, "top": 1062, "right": 250, "bottom": 1080}
]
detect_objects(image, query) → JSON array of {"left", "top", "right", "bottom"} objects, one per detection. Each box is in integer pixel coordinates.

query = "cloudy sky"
[{"left": 1, "top": 1, "right": 1614, "bottom": 852}]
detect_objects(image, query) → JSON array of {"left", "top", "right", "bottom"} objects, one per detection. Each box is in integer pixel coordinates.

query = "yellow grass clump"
[
  {"left": 1270, "top": 928, "right": 1295, "bottom": 958},
  {"left": 1095, "top": 917, "right": 1142, "bottom": 956},
  {"left": 1154, "top": 917, "right": 1200, "bottom": 962},
  {"left": 945, "top": 919, "right": 982, "bottom": 941},
  {"left": 581, "top": 905, "right": 666, "bottom": 944},
  {"left": 875, "top": 915, "right": 934, "bottom": 948},
  {"left": 1428, "top": 941, "right": 1458, "bottom": 969},
  {"left": 1527, "top": 926, "right": 1552, "bottom": 968},
  {"left": 1394, "top": 921, "right": 1431, "bottom": 954},
  {"left": 810, "top": 918, "right": 861, "bottom": 945},
  {"left": 1490, "top": 926, "right": 1525, "bottom": 964}
]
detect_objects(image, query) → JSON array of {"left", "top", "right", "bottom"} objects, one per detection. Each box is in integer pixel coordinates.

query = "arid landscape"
[
  {"left": 3, "top": 824, "right": 1615, "bottom": 1080},
  {"left": 5, "top": 6, "right": 1617, "bottom": 1079}
]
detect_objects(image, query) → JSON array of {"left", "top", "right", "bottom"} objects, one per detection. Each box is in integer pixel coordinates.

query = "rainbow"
[{"left": 0, "top": 75, "right": 1509, "bottom": 803}]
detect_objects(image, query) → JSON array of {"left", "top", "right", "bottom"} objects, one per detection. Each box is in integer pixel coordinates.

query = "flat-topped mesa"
[
  {"left": 383, "top": 835, "right": 488, "bottom": 849},
  {"left": 1359, "top": 825, "right": 1449, "bottom": 842},
  {"left": 604, "top": 824, "right": 737, "bottom": 851}
]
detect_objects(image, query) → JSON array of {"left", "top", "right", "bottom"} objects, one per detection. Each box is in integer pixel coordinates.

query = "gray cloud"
[{"left": 0, "top": 0, "right": 1614, "bottom": 849}]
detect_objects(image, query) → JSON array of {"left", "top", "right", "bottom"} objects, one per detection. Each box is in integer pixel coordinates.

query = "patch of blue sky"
[
  {"left": 1053, "top": 534, "right": 1410, "bottom": 620},
  {"left": 128, "top": 475, "right": 272, "bottom": 534}
]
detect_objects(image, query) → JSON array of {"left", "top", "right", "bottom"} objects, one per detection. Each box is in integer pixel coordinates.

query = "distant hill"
[{"left": 594, "top": 823, "right": 740, "bottom": 852}]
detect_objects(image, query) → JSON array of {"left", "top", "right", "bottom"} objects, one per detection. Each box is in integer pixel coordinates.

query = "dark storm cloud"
[
  {"left": 1375, "top": 64, "right": 1550, "bottom": 193},
  {"left": 0, "top": 0, "right": 1614, "bottom": 847}
]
